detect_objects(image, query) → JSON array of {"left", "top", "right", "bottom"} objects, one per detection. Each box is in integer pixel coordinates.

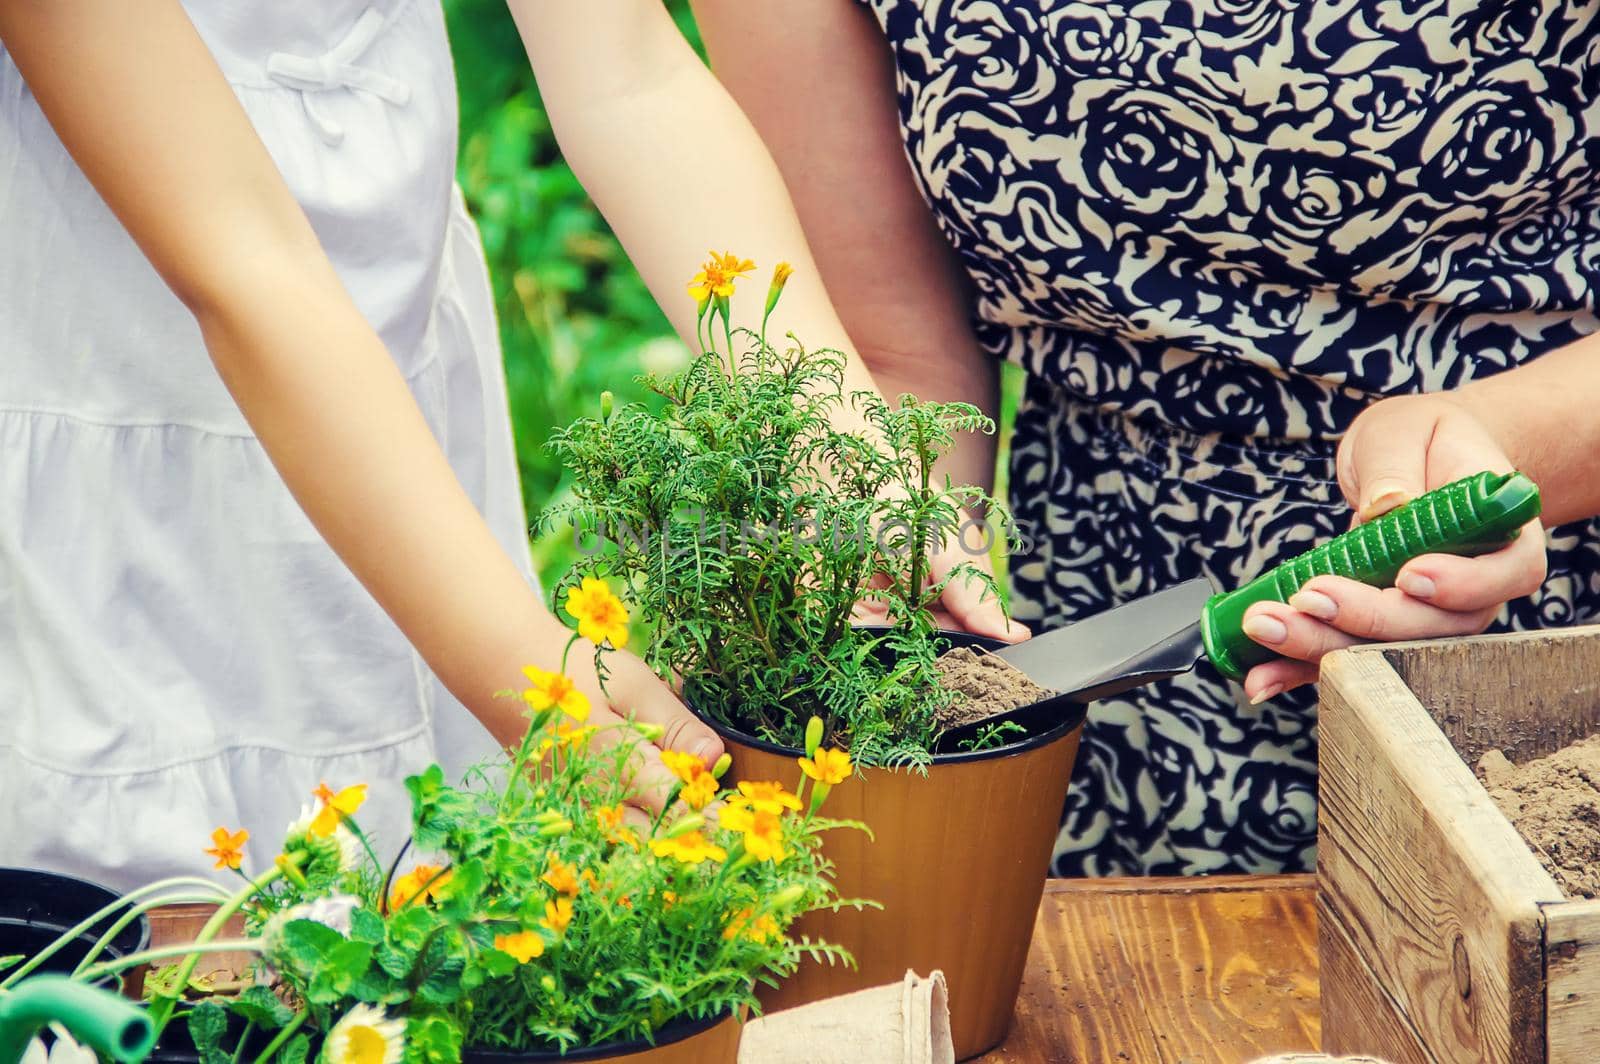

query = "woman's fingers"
[
  {"left": 1242, "top": 586, "right": 1496, "bottom": 665},
  {"left": 1390, "top": 524, "right": 1548, "bottom": 613},
  {"left": 1242, "top": 657, "right": 1319, "bottom": 703}
]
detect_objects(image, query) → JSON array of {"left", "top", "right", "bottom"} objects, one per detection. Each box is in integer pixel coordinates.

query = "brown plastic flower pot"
[
  {"left": 461, "top": 1010, "right": 741, "bottom": 1064},
  {"left": 702, "top": 633, "right": 1087, "bottom": 1061}
]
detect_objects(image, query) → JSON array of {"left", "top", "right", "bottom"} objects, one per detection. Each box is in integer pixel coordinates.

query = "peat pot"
[
  {"left": 703, "top": 631, "right": 1087, "bottom": 1061},
  {"left": 0, "top": 869, "right": 150, "bottom": 988}
]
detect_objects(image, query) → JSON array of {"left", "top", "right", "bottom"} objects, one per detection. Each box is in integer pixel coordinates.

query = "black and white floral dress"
[{"left": 857, "top": 0, "right": 1600, "bottom": 875}]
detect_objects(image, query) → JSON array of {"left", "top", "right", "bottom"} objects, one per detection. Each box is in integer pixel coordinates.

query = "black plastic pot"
[
  {"left": 0, "top": 868, "right": 150, "bottom": 979},
  {"left": 461, "top": 1009, "right": 740, "bottom": 1063}
]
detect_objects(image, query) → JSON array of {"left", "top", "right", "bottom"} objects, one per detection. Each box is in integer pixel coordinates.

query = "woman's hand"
[{"left": 1238, "top": 393, "right": 1547, "bottom": 701}]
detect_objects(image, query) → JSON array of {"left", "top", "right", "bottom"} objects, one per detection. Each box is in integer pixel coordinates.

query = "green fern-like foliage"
[{"left": 547, "top": 325, "right": 1014, "bottom": 766}]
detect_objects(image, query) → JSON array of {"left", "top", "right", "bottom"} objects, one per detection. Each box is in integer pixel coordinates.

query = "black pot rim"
[
  {"left": 693, "top": 627, "right": 1087, "bottom": 766},
  {"left": 0, "top": 866, "right": 152, "bottom": 959},
  {"left": 460, "top": 1007, "right": 734, "bottom": 1062}
]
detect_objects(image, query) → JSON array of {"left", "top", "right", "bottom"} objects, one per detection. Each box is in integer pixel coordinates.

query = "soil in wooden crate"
[
  {"left": 1477, "top": 736, "right": 1600, "bottom": 899},
  {"left": 932, "top": 646, "right": 1054, "bottom": 729}
]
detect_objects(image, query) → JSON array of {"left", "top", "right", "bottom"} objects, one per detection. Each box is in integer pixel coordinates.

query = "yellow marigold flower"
[
  {"left": 732, "top": 780, "right": 802, "bottom": 815},
  {"left": 798, "top": 747, "right": 852, "bottom": 786},
  {"left": 771, "top": 261, "right": 794, "bottom": 288},
  {"left": 712, "top": 251, "right": 757, "bottom": 277},
  {"left": 390, "top": 864, "right": 452, "bottom": 911},
  {"left": 325, "top": 1004, "right": 404, "bottom": 1064},
  {"left": 686, "top": 250, "right": 755, "bottom": 302},
  {"left": 522, "top": 666, "right": 591, "bottom": 722},
  {"left": 541, "top": 853, "right": 581, "bottom": 897},
  {"left": 203, "top": 826, "right": 248, "bottom": 871},
  {"left": 720, "top": 804, "right": 786, "bottom": 863},
  {"left": 494, "top": 930, "right": 545, "bottom": 964},
  {"left": 540, "top": 897, "right": 574, "bottom": 935},
  {"left": 563, "top": 577, "right": 631, "bottom": 649},
  {"left": 660, "top": 749, "right": 708, "bottom": 785},
  {"left": 681, "top": 772, "right": 718, "bottom": 811},
  {"left": 595, "top": 802, "right": 641, "bottom": 851},
  {"left": 649, "top": 830, "right": 727, "bottom": 866},
  {"left": 554, "top": 721, "right": 597, "bottom": 750},
  {"left": 580, "top": 869, "right": 600, "bottom": 892},
  {"left": 310, "top": 783, "right": 367, "bottom": 838}
]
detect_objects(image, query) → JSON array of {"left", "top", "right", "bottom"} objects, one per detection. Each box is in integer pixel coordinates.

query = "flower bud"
[
  {"left": 666, "top": 814, "right": 705, "bottom": 838},
  {"left": 712, "top": 753, "right": 732, "bottom": 780},
  {"left": 541, "top": 975, "right": 557, "bottom": 993},
  {"left": 537, "top": 817, "right": 574, "bottom": 838},
  {"left": 636, "top": 722, "right": 665, "bottom": 743},
  {"left": 804, "top": 717, "right": 823, "bottom": 759},
  {"left": 532, "top": 809, "right": 565, "bottom": 826},
  {"left": 770, "top": 884, "right": 807, "bottom": 909},
  {"left": 763, "top": 262, "right": 794, "bottom": 319},
  {"left": 600, "top": 390, "right": 614, "bottom": 419}
]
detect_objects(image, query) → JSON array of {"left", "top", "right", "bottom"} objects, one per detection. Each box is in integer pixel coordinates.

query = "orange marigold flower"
[
  {"left": 649, "top": 830, "right": 727, "bottom": 866},
  {"left": 732, "top": 780, "right": 802, "bottom": 815},
  {"left": 203, "top": 826, "right": 249, "bottom": 871},
  {"left": 723, "top": 907, "right": 782, "bottom": 944},
  {"left": 390, "top": 864, "right": 452, "bottom": 911},
  {"left": 686, "top": 250, "right": 755, "bottom": 303},
  {"left": 798, "top": 747, "right": 852, "bottom": 786},
  {"left": 720, "top": 804, "right": 786, "bottom": 863},
  {"left": 681, "top": 772, "right": 718, "bottom": 811},
  {"left": 540, "top": 897, "right": 574, "bottom": 936},
  {"left": 564, "top": 577, "right": 631, "bottom": 649},
  {"left": 494, "top": 930, "right": 545, "bottom": 964},
  {"left": 522, "top": 666, "right": 591, "bottom": 723},
  {"left": 541, "top": 853, "right": 581, "bottom": 897},
  {"left": 660, "top": 749, "right": 707, "bottom": 785},
  {"left": 310, "top": 783, "right": 367, "bottom": 838},
  {"left": 596, "top": 803, "right": 640, "bottom": 852}
]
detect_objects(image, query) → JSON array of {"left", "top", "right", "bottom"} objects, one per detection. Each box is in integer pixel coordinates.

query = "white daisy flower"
[
  {"left": 20, "top": 1029, "right": 97, "bottom": 1064},
  {"left": 323, "top": 1004, "right": 405, "bottom": 1064}
]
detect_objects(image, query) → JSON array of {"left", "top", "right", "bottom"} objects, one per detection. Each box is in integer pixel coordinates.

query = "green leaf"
[
  {"left": 0, "top": 955, "right": 22, "bottom": 975},
  {"left": 413, "top": 935, "right": 466, "bottom": 1007},
  {"left": 401, "top": 1015, "right": 462, "bottom": 1064},
  {"left": 186, "top": 1001, "right": 230, "bottom": 1064},
  {"left": 227, "top": 986, "right": 293, "bottom": 1030},
  {"left": 349, "top": 907, "right": 386, "bottom": 946},
  {"left": 281, "top": 920, "right": 374, "bottom": 1005},
  {"left": 280, "top": 1032, "right": 310, "bottom": 1064}
]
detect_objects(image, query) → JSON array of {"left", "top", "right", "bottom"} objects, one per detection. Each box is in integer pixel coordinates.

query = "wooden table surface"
[{"left": 977, "top": 874, "right": 1320, "bottom": 1064}]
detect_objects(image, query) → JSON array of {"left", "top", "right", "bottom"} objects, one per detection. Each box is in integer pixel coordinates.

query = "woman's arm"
[
  {"left": 0, "top": 0, "right": 720, "bottom": 799},
  {"left": 507, "top": 0, "right": 1022, "bottom": 638},
  {"left": 688, "top": 0, "right": 999, "bottom": 496}
]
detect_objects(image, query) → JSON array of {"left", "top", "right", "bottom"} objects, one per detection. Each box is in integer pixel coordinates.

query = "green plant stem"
[
  {"left": 0, "top": 876, "right": 230, "bottom": 991},
  {"left": 70, "top": 891, "right": 228, "bottom": 979},
  {"left": 146, "top": 865, "right": 283, "bottom": 1034},
  {"left": 249, "top": 1011, "right": 308, "bottom": 1064},
  {"left": 229, "top": 1020, "right": 256, "bottom": 1064},
  {"left": 78, "top": 940, "right": 260, "bottom": 983}
]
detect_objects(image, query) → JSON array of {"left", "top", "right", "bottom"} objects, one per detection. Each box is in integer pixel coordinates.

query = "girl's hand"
[
  {"left": 1238, "top": 393, "right": 1547, "bottom": 702},
  {"left": 563, "top": 645, "right": 725, "bottom": 815}
]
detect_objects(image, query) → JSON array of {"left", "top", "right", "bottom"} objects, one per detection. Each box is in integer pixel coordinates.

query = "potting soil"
[
  {"left": 932, "top": 646, "right": 1054, "bottom": 728},
  {"left": 1478, "top": 736, "right": 1600, "bottom": 899}
]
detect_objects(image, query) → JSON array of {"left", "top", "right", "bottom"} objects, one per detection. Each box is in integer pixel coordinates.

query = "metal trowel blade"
[{"left": 992, "top": 577, "right": 1217, "bottom": 700}]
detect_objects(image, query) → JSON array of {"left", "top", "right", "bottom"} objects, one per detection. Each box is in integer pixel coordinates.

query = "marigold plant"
[
  {"left": 548, "top": 256, "right": 1018, "bottom": 766},
  {"left": 4, "top": 588, "right": 858, "bottom": 1063}
]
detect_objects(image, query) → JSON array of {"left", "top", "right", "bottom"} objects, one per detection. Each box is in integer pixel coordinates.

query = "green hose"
[{"left": 0, "top": 977, "right": 155, "bottom": 1064}]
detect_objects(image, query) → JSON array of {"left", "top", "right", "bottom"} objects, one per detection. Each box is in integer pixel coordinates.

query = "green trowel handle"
[
  {"left": 0, "top": 976, "right": 155, "bottom": 1064},
  {"left": 1200, "top": 471, "right": 1542, "bottom": 680}
]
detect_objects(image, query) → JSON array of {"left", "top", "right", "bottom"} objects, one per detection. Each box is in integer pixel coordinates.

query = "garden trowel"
[{"left": 939, "top": 471, "right": 1543, "bottom": 749}]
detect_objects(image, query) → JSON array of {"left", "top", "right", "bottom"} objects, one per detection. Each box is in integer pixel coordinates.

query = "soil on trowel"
[
  {"left": 1478, "top": 735, "right": 1600, "bottom": 899},
  {"left": 932, "top": 646, "right": 1054, "bottom": 729}
]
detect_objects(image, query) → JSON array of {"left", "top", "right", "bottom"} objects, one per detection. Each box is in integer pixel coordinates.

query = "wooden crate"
[{"left": 1317, "top": 627, "right": 1600, "bottom": 1063}]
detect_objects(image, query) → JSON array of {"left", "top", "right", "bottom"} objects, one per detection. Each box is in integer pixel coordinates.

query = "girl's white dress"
[{"left": 0, "top": 1, "right": 530, "bottom": 889}]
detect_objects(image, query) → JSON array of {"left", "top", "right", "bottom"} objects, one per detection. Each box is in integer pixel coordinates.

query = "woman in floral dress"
[{"left": 692, "top": 0, "right": 1600, "bottom": 875}]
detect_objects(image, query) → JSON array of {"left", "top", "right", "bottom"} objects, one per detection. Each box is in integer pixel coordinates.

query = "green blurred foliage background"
[{"left": 444, "top": 0, "right": 1019, "bottom": 592}]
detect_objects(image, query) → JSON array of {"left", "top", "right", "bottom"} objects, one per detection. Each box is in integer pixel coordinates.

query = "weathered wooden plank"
[
  {"left": 1381, "top": 627, "right": 1600, "bottom": 765},
  {"left": 1317, "top": 648, "right": 1561, "bottom": 1064},
  {"left": 1544, "top": 897, "right": 1600, "bottom": 1064},
  {"left": 1318, "top": 890, "right": 1435, "bottom": 1064}
]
